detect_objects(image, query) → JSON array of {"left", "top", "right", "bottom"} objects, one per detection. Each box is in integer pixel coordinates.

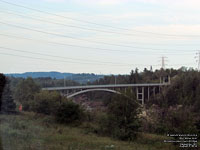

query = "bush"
[
  {"left": 100, "top": 93, "right": 141, "bottom": 141},
  {"left": 164, "top": 106, "right": 198, "bottom": 134},
  {"left": 141, "top": 105, "right": 198, "bottom": 134},
  {"left": 31, "top": 91, "right": 61, "bottom": 115},
  {"left": 55, "top": 100, "right": 85, "bottom": 124},
  {"left": 23, "top": 89, "right": 85, "bottom": 125}
]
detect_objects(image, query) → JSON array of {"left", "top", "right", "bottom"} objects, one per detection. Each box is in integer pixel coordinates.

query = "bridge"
[{"left": 42, "top": 82, "right": 170, "bottom": 105}]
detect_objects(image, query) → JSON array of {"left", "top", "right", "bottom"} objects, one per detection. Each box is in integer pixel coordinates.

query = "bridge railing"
[{"left": 42, "top": 83, "right": 170, "bottom": 91}]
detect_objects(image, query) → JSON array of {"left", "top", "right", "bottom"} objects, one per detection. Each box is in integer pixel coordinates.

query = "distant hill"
[{"left": 5, "top": 72, "right": 104, "bottom": 84}]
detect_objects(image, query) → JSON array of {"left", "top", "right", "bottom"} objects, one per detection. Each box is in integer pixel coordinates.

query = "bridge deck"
[{"left": 42, "top": 83, "right": 169, "bottom": 91}]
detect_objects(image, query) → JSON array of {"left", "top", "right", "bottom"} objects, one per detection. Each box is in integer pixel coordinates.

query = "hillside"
[
  {"left": 0, "top": 112, "right": 176, "bottom": 150},
  {"left": 5, "top": 72, "right": 104, "bottom": 84}
]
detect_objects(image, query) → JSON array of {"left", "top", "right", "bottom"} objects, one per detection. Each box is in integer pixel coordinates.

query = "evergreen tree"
[
  {"left": 0, "top": 74, "right": 6, "bottom": 112},
  {"left": 1, "top": 78, "right": 16, "bottom": 113},
  {"left": 129, "top": 70, "right": 135, "bottom": 83}
]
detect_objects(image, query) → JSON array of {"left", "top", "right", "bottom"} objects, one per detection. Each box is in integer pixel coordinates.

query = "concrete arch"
[{"left": 67, "top": 88, "right": 121, "bottom": 99}]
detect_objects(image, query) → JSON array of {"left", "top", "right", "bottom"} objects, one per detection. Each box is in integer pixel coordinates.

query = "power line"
[
  {"left": 0, "top": 33, "right": 195, "bottom": 55},
  {"left": 0, "top": 22, "right": 196, "bottom": 54},
  {"left": 168, "top": 63, "right": 194, "bottom": 67},
  {"left": 0, "top": 51, "right": 194, "bottom": 69},
  {"left": 7, "top": 46, "right": 188, "bottom": 67},
  {"left": 1, "top": 0, "right": 200, "bottom": 38},
  {"left": 1, "top": 11, "right": 199, "bottom": 47},
  {"left": 0, "top": 46, "right": 140, "bottom": 66},
  {"left": 0, "top": 33, "right": 134, "bottom": 53},
  {"left": 2, "top": 10, "right": 197, "bottom": 40},
  {"left": 0, "top": 50, "right": 160, "bottom": 67},
  {"left": 0, "top": 21, "right": 141, "bottom": 49},
  {"left": 0, "top": 10, "right": 151, "bottom": 38}
]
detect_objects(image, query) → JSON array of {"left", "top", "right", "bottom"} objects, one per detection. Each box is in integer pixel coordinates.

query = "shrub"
[
  {"left": 141, "top": 105, "right": 198, "bottom": 134},
  {"left": 101, "top": 93, "right": 141, "bottom": 141},
  {"left": 55, "top": 100, "right": 85, "bottom": 124},
  {"left": 164, "top": 106, "right": 198, "bottom": 134},
  {"left": 31, "top": 91, "right": 61, "bottom": 115}
]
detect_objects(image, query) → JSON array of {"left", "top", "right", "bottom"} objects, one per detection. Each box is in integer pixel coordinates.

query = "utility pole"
[
  {"left": 195, "top": 51, "right": 200, "bottom": 71},
  {"left": 64, "top": 76, "right": 66, "bottom": 87}
]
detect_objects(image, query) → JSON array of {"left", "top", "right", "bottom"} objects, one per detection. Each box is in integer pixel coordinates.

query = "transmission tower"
[
  {"left": 160, "top": 56, "right": 168, "bottom": 69},
  {"left": 195, "top": 51, "right": 200, "bottom": 71},
  {"left": 158, "top": 56, "right": 169, "bottom": 83}
]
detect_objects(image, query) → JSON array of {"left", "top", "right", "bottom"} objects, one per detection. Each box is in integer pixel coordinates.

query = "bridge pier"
[
  {"left": 130, "top": 88, "right": 133, "bottom": 94},
  {"left": 136, "top": 87, "right": 144, "bottom": 105},
  {"left": 153, "top": 87, "right": 156, "bottom": 97}
]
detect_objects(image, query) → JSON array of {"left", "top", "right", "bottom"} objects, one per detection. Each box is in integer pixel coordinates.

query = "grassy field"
[{"left": 0, "top": 112, "right": 178, "bottom": 150}]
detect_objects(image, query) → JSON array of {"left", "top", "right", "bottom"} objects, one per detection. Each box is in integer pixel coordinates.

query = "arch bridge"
[{"left": 42, "top": 82, "right": 170, "bottom": 105}]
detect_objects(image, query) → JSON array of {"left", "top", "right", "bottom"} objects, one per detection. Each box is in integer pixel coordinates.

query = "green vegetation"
[
  {"left": 14, "top": 77, "right": 40, "bottom": 110},
  {"left": 0, "top": 112, "right": 175, "bottom": 150},
  {"left": 1, "top": 80, "right": 16, "bottom": 113},
  {"left": 31, "top": 91, "right": 61, "bottom": 115},
  {"left": 90, "top": 68, "right": 175, "bottom": 85},
  {"left": 90, "top": 67, "right": 200, "bottom": 136},
  {"left": 145, "top": 70, "right": 200, "bottom": 135},
  {"left": 55, "top": 100, "right": 85, "bottom": 124},
  {"left": 33, "top": 77, "right": 80, "bottom": 88},
  {"left": 0, "top": 75, "right": 16, "bottom": 113},
  {"left": 0, "top": 73, "right": 6, "bottom": 112},
  {"left": 100, "top": 93, "right": 141, "bottom": 141},
  {"left": 13, "top": 78, "right": 86, "bottom": 125},
  {"left": 1, "top": 67, "right": 200, "bottom": 149},
  {"left": 6, "top": 72, "right": 103, "bottom": 84}
]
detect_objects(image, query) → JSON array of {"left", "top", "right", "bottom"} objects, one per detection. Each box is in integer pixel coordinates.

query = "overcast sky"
[{"left": 0, "top": 0, "right": 200, "bottom": 74}]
